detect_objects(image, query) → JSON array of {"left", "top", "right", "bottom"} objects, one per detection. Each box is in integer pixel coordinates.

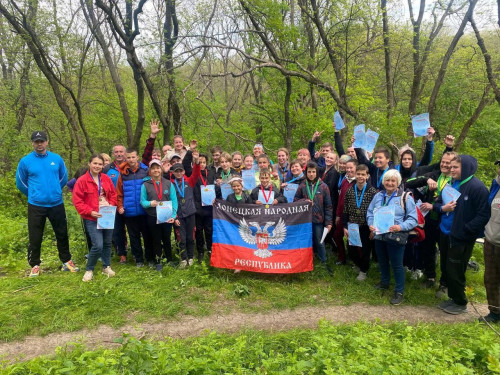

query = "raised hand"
[
  {"left": 192, "top": 150, "right": 199, "bottom": 163},
  {"left": 312, "top": 130, "right": 324, "bottom": 142},
  {"left": 426, "top": 127, "right": 435, "bottom": 141},
  {"left": 444, "top": 134, "right": 455, "bottom": 148},
  {"left": 150, "top": 119, "right": 161, "bottom": 138},
  {"left": 189, "top": 139, "right": 198, "bottom": 150}
]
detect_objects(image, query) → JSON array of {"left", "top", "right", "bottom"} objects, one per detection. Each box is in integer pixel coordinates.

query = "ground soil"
[{"left": 0, "top": 302, "right": 489, "bottom": 363}]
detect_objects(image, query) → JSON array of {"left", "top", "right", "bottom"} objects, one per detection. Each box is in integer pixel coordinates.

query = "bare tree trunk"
[
  {"left": 381, "top": 0, "right": 393, "bottom": 121},
  {"left": 284, "top": 76, "right": 292, "bottom": 149}
]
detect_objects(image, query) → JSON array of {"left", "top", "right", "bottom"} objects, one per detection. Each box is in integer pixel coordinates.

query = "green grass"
[
  {"left": 2, "top": 321, "right": 500, "bottom": 373},
  {"left": 0, "top": 194, "right": 488, "bottom": 343}
]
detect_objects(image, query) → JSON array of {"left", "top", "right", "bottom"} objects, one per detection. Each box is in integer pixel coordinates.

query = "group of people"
[{"left": 15, "top": 119, "right": 500, "bottom": 323}]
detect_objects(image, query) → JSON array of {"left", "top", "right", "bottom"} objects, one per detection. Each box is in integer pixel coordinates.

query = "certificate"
[
  {"left": 283, "top": 183, "right": 299, "bottom": 203},
  {"left": 373, "top": 205, "right": 395, "bottom": 235},
  {"left": 412, "top": 113, "right": 430, "bottom": 137},
  {"left": 364, "top": 129, "right": 379, "bottom": 152},
  {"left": 97, "top": 206, "right": 116, "bottom": 229},
  {"left": 220, "top": 183, "right": 233, "bottom": 200},
  {"left": 258, "top": 189, "right": 274, "bottom": 205},
  {"left": 353, "top": 124, "right": 366, "bottom": 149},
  {"left": 201, "top": 184, "right": 216, "bottom": 206},
  {"left": 416, "top": 199, "right": 429, "bottom": 217},
  {"left": 242, "top": 169, "right": 256, "bottom": 191},
  {"left": 348, "top": 223, "right": 362, "bottom": 247},
  {"left": 334, "top": 111, "right": 345, "bottom": 130},
  {"left": 156, "top": 201, "right": 173, "bottom": 224},
  {"left": 441, "top": 185, "right": 461, "bottom": 205}
]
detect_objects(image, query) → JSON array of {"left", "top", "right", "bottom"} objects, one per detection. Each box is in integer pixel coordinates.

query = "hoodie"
[{"left": 437, "top": 155, "right": 490, "bottom": 243}]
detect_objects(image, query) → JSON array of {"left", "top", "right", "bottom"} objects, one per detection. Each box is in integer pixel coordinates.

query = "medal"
[
  {"left": 204, "top": 188, "right": 209, "bottom": 192},
  {"left": 260, "top": 185, "right": 272, "bottom": 206},
  {"left": 174, "top": 177, "right": 186, "bottom": 203},
  {"left": 265, "top": 204, "right": 269, "bottom": 208},
  {"left": 181, "top": 198, "right": 186, "bottom": 204},
  {"left": 159, "top": 201, "right": 163, "bottom": 206}
]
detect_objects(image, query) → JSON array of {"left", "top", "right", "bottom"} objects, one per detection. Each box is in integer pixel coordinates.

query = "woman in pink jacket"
[{"left": 72, "top": 154, "right": 117, "bottom": 282}]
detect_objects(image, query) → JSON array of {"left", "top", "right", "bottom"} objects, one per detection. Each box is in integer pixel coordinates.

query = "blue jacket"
[
  {"left": 103, "top": 162, "right": 121, "bottom": 187},
  {"left": 367, "top": 188, "right": 418, "bottom": 232},
  {"left": 117, "top": 163, "right": 149, "bottom": 217},
  {"left": 16, "top": 151, "right": 68, "bottom": 207},
  {"left": 489, "top": 178, "right": 500, "bottom": 206},
  {"left": 436, "top": 155, "right": 490, "bottom": 243}
]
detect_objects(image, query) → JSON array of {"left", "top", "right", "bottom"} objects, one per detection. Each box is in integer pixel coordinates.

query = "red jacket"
[{"left": 72, "top": 172, "right": 117, "bottom": 221}]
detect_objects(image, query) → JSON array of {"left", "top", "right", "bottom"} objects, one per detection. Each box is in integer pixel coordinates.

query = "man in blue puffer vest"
[{"left": 116, "top": 149, "right": 154, "bottom": 267}]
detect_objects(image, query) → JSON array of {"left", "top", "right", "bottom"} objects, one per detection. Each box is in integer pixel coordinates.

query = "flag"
[{"left": 211, "top": 199, "right": 313, "bottom": 273}]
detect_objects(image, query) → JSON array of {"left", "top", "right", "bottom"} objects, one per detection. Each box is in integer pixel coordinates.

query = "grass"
[
  {"left": 0, "top": 196, "right": 489, "bottom": 342},
  {"left": 2, "top": 321, "right": 500, "bottom": 373}
]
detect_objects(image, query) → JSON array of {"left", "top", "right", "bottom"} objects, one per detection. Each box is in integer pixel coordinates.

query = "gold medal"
[
  {"left": 181, "top": 198, "right": 186, "bottom": 204},
  {"left": 159, "top": 202, "right": 163, "bottom": 206},
  {"left": 265, "top": 204, "right": 269, "bottom": 208},
  {"left": 204, "top": 188, "right": 209, "bottom": 192}
]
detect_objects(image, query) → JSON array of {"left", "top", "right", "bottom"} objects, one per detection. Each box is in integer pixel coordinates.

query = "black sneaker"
[
  {"left": 390, "top": 292, "right": 404, "bottom": 305},
  {"left": 438, "top": 299, "right": 454, "bottom": 310},
  {"left": 374, "top": 282, "right": 389, "bottom": 290},
  {"left": 197, "top": 252, "right": 204, "bottom": 264},
  {"left": 443, "top": 302, "right": 467, "bottom": 315},
  {"left": 479, "top": 313, "right": 500, "bottom": 324}
]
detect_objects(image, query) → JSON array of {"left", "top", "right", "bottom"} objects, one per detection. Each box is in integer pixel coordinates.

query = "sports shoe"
[
  {"left": 188, "top": 259, "right": 194, "bottom": 266},
  {"left": 390, "top": 292, "right": 404, "bottom": 305},
  {"left": 102, "top": 266, "right": 116, "bottom": 277},
  {"left": 435, "top": 285, "right": 448, "bottom": 299},
  {"left": 82, "top": 270, "right": 93, "bottom": 282},
  {"left": 374, "top": 282, "right": 389, "bottom": 290},
  {"left": 119, "top": 256, "right": 126, "bottom": 264},
  {"left": 479, "top": 312, "right": 500, "bottom": 324},
  {"left": 179, "top": 260, "right": 188, "bottom": 269},
  {"left": 197, "top": 252, "right": 204, "bottom": 264},
  {"left": 443, "top": 302, "right": 467, "bottom": 315},
  {"left": 155, "top": 263, "right": 163, "bottom": 272},
  {"left": 356, "top": 271, "right": 367, "bottom": 281},
  {"left": 136, "top": 262, "right": 144, "bottom": 268},
  {"left": 29, "top": 265, "right": 40, "bottom": 277},
  {"left": 62, "top": 260, "right": 80, "bottom": 272},
  {"left": 438, "top": 299, "right": 454, "bottom": 310}
]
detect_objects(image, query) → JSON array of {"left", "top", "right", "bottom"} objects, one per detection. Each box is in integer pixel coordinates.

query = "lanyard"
[
  {"left": 306, "top": 180, "right": 320, "bottom": 200},
  {"left": 288, "top": 173, "right": 304, "bottom": 184},
  {"left": 355, "top": 183, "right": 367, "bottom": 208},
  {"left": 382, "top": 190, "right": 396, "bottom": 207},
  {"left": 338, "top": 174, "right": 346, "bottom": 189},
  {"left": 200, "top": 170, "right": 207, "bottom": 187},
  {"left": 277, "top": 163, "right": 288, "bottom": 182},
  {"left": 221, "top": 170, "right": 231, "bottom": 180},
  {"left": 113, "top": 161, "right": 120, "bottom": 170},
  {"left": 174, "top": 177, "right": 185, "bottom": 198},
  {"left": 89, "top": 171, "right": 101, "bottom": 196},
  {"left": 377, "top": 167, "right": 389, "bottom": 188},
  {"left": 436, "top": 174, "right": 451, "bottom": 196},
  {"left": 458, "top": 175, "right": 474, "bottom": 188},
  {"left": 260, "top": 185, "right": 272, "bottom": 204},
  {"left": 152, "top": 179, "right": 163, "bottom": 201}
]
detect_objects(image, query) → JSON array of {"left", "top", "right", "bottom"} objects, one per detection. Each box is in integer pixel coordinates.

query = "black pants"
[
  {"left": 403, "top": 242, "right": 424, "bottom": 271},
  {"left": 112, "top": 212, "right": 127, "bottom": 256},
  {"left": 178, "top": 215, "right": 196, "bottom": 260},
  {"left": 421, "top": 220, "right": 440, "bottom": 279},
  {"left": 146, "top": 215, "right": 173, "bottom": 262},
  {"left": 347, "top": 225, "right": 372, "bottom": 273},
  {"left": 195, "top": 208, "right": 213, "bottom": 255},
  {"left": 445, "top": 238, "right": 475, "bottom": 306},
  {"left": 125, "top": 215, "right": 154, "bottom": 263},
  {"left": 27, "top": 203, "right": 71, "bottom": 267}
]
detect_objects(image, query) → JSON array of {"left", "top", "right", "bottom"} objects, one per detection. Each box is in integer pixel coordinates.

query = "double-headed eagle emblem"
[{"left": 238, "top": 218, "right": 287, "bottom": 258}]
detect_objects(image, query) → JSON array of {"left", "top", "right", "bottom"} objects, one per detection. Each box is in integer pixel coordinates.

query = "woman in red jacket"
[{"left": 73, "top": 154, "right": 117, "bottom": 282}]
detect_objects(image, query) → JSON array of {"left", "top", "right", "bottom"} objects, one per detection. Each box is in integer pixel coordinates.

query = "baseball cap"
[
  {"left": 171, "top": 163, "right": 184, "bottom": 171},
  {"left": 169, "top": 153, "right": 181, "bottom": 161},
  {"left": 31, "top": 131, "right": 47, "bottom": 142},
  {"left": 149, "top": 159, "right": 162, "bottom": 168}
]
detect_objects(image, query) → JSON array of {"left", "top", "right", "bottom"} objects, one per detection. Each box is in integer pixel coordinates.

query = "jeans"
[
  {"left": 312, "top": 223, "right": 327, "bottom": 263},
  {"left": 27, "top": 203, "right": 71, "bottom": 267},
  {"left": 146, "top": 215, "right": 173, "bottom": 262},
  {"left": 375, "top": 239, "right": 406, "bottom": 293},
  {"left": 84, "top": 219, "right": 113, "bottom": 271}
]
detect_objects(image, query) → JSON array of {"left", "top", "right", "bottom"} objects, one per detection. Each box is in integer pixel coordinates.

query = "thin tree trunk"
[{"left": 381, "top": 0, "right": 393, "bottom": 121}]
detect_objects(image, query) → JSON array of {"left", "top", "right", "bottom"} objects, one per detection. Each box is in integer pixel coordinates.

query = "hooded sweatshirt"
[{"left": 437, "top": 155, "right": 490, "bottom": 243}]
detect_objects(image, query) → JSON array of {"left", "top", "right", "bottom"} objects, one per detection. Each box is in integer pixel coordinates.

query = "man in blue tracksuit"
[
  {"left": 16, "top": 131, "right": 79, "bottom": 277},
  {"left": 435, "top": 154, "right": 490, "bottom": 315}
]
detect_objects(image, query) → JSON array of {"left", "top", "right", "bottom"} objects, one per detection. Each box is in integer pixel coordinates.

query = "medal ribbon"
[
  {"left": 288, "top": 172, "right": 304, "bottom": 184},
  {"left": 436, "top": 174, "right": 451, "bottom": 196},
  {"left": 152, "top": 179, "right": 163, "bottom": 201},
  {"left": 277, "top": 162, "right": 288, "bottom": 182},
  {"left": 355, "top": 183, "right": 367, "bottom": 208},
  {"left": 174, "top": 176, "right": 185, "bottom": 199},
  {"left": 377, "top": 167, "right": 389, "bottom": 189},
  {"left": 382, "top": 190, "right": 397, "bottom": 207},
  {"left": 458, "top": 174, "right": 474, "bottom": 188},
  {"left": 221, "top": 170, "right": 231, "bottom": 180},
  {"left": 338, "top": 174, "right": 346, "bottom": 189},
  {"left": 306, "top": 179, "right": 320, "bottom": 201},
  {"left": 200, "top": 170, "right": 207, "bottom": 187},
  {"left": 260, "top": 185, "right": 272, "bottom": 204},
  {"left": 89, "top": 171, "right": 101, "bottom": 196}
]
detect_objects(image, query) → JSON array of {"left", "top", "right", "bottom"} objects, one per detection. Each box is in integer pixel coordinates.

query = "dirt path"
[{"left": 0, "top": 303, "right": 489, "bottom": 363}]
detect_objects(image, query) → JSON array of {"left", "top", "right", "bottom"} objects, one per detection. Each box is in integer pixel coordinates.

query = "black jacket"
[{"left": 226, "top": 191, "right": 253, "bottom": 204}]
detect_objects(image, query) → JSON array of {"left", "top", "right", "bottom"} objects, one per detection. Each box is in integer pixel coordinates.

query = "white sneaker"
[
  {"left": 102, "top": 266, "right": 116, "bottom": 277},
  {"left": 179, "top": 260, "right": 188, "bottom": 269},
  {"left": 82, "top": 270, "right": 93, "bottom": 282},
  {"left": 356, "top": 271, "right": 367, "bottom": 281},
  {"left": 187, "top": 259, "right": 194, "bottom": 266}
]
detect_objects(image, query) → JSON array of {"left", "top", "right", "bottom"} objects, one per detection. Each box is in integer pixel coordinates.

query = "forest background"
[{"left": 0, "top": 0, "right": 499, "bottom": 180}]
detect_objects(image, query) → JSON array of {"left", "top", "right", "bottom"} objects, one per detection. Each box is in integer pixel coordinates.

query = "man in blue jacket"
[
  {"left": 16, "top": 131, "right": 79, "bottom": 277},
  {"left": 436, "top": 154, "right": 490, "bottom": 315}
]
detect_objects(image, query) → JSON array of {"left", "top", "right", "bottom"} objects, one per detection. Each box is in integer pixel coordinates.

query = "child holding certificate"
[
  {"left": 251, "top": 169, "right": 286, "bottom": 206},
  {"left": 281, "top": 159, "right": 305, "bottom": 203},
  {"left": 140, "top": 159, "right": 178, "bottom": 271},
  {"left": 226, "top": 177, "right": 253, "bottom": 204},
  {"left": 342, "top": 164, "right": 377, "bottom": 281},
  {"left": 294, "top": 162, "right": 333, "bottom": 264},
  {"left": 367, "top": 169, "right": 418, "bottom": 305},
  {"left": 72, "top": 154, "right": 117, "bottom": 282}
]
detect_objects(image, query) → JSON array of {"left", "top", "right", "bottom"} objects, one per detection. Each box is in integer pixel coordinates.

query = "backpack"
[{"left": 401, "top": 191, "right": 426, "bottom": 243}]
